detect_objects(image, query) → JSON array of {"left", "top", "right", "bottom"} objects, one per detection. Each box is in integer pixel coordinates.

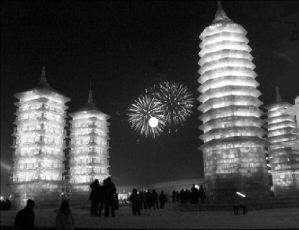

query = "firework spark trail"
[
  {"left": 128, "top": 94, "right": 165, "bottom": 138},
  {"left": 154, "top": 81, "right": 194, "bottom": 127}
]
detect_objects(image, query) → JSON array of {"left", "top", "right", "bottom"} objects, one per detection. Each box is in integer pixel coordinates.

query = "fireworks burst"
[
  {"left": 128, "top": 94, "right": 165, "bottom": 138},
  {"left": 154, "top": 81, "right": 194, "bottom": 126}
]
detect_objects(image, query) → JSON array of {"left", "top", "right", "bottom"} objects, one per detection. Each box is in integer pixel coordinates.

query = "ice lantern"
[
  {"left": 266, "top": 87, "right": 299, "bottom": 197},
  {"left": 11, "top": 66, "right": 70, "bottom": 208},
  {"left": 198, "top": 2, "right": 269, "bottom": 201},
  {"left": 69, "top": 89, "right": 110, "bottom": 192}
]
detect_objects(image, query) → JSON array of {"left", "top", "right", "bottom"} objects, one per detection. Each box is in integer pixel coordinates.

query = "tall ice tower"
[
  {"left": 11, "top": 67, "right": 70, "bottom": 208},
  {"left": 198, "top": 2, "right": 269, "bottom": 201},
  {"left": 69, "top": 89, "right": 110, "bottom": 196},
  {"left": 266, "top": 87, "right": 299, "bottom": 197}
]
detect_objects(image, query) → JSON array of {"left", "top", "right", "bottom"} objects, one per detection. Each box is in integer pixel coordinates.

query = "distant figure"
[
  {"left": 55, "top": 200, "right": 74, "bottom": 230},
  {"left": 172, "top": 190, "right": 176, "bottom": 202},
  {"left": 142, "top": 191, "right": 147, "bottom": 209},
  {"left": 97, "top": 183, "right": 105, "bottom": 216},
  {"left": 159, "top": 191, "right": 167, "bottom": 209},
  {"left": 191, "top": 184, "right": 199, "bottom": 204},
  {"left": 103, "top": 177, "right": 117, "bottom": 217},
  {"left": 179, "top": 189, "right": 184, "bottom": 204},
  {"left": 0, "top": 198, "right": 11, "bottom": 210},
  {"left": 152, "top": 190, "right": 159, "bottom": 209},
  {"left": 185, "top": 189, "right": 191, "bottom": 203},
  {"left": 145, "top": 191, "right": 152, "bottom": 209},
  {"left": 175, "top": 191, "right": 180, "bottom": 201},
  {"left": 14, "top": 199, "right": 35, "bottom": 230},
  {"left": 89, "top": 179, "right": 100, "bottom": 216},
  {"left": 199, "top": 185, "right": 206, "bottom": 204},
  {"left": 129, "top": 188, "right": 141, "bottom": 216},
  {"left": 138, "top": 191, "right": 144, "bottom": 210},
  {"left": 113, "top": 193, "right": 119, "bottom": 211}
]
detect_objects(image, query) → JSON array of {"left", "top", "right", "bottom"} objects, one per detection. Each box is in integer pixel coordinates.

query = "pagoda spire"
[
  {"left": 212, "top": 1, "right": 232, "bottom": 24},
  {"left": 40, "top": 66, "right": 47, "bottom": 85},
  {"left": 88, "top": 79, "right": 94, "bottom": 104},
  {"left": 275, "top": 86, "right": 282, "bottom": 102},
  {"left": 88, "top": 88, "right": 93, "bottom": 104},
  {"left": 215, "top": 1, "right": 228, "bottom": 20},
  {"left": 36, "top": 65, "right": 54, "bottom": 91}
]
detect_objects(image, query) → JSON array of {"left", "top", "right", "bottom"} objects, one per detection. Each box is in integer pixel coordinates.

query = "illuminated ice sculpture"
[
  {"left": 267, "top": 90, "right": 299, "bottom": 197},
  {"left": 11, "top": 67, "right": 70, "bottom": 208},
  {"left": 69, "top": 89, "right": 110, "bottom": 193},
  {"left": 198, "top": 2, "right": 269, "bottom": 201}
]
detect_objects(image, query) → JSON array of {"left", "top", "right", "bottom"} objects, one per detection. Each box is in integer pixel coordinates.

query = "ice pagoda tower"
[
  {"left": 11, "top": 66, "right": 70, "bottom": 208},
  {"left": 69, "top": 89, "right": 110, "bottom": 195},
  {"left": 266, "top": 87, "right": 299, "bottom": 196},
  {"left": 198, "top": 2, "right": 269, "bottom": 201}
]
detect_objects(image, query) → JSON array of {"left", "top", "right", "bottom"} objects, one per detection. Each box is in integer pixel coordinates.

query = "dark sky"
[{"left": 1, "top": 0, "right": 299, "bottom": 196}]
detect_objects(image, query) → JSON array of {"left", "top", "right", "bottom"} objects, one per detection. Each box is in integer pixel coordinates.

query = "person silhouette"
[
  {"left": 152, "top": 190, "right": 159, "bottom": 209},
  {"left": 199, "top": 185, "right": 206, "bottom": 204},
  {"left": 172, "top": 190, "right": 176, "bottom": 202},
  {"left": 89, "top": 179, "right": 100, "bottom": 216},
  {"left": 97, "top": 183, "right": 105, "bottom": 216},
  {"left": 129, "top": 188, "right": 141, "bottom": 216},
  {"left": 191, "top": 184, "right": 199, "bottom": 204},
  {"left": 103, "top": 177, "right": 117, "bottom": 217},
  {"left": 14, "top": 199, "right": 35, "bottom": 230},
  {"left": 55, "top": 200, "right": 74, "bottom": 230},
  {"left": 159, "top": 191, "right": 167, "bottom": 209}
]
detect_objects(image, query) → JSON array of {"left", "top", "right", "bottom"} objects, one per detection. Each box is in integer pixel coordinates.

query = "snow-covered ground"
[{"left": 1, "top": 203, "right": 299, "bottom": 229}]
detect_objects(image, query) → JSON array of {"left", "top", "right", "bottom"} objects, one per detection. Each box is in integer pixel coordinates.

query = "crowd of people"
[
  {"left": 129, "top": 189, "right": 167, "bottom": 216},
  {"left": 172, "top": 184, "right": 206, "bottom": 204},
  {"left": 0, "top": 198, "right": 11, "bottom": 210},
  {"left": 89, "top": 177, "right": 118, "bottom": 218},
  {"left": 13, "top": 180, "right": 206, "bottom": 229}
]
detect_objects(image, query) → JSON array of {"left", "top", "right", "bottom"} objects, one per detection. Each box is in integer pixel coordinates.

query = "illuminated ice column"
[
  {"left": 268, "top": 91, "right": 299, "bottom": 197},
  {"left": 284, "top": 95, "right": 299, "bottom": 128},
  {"left": 69, "top": 89, "right": 110, "bottom": 193},
  {"left": 11, "top": 66, "right": 70, "bottom": 208},
  {"left": 198, "top": 2, "right": 269, "bottom": 200}
]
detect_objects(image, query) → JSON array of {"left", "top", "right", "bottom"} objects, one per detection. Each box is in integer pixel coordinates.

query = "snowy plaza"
[
  {"left": 1, "top": 203, "right": 299, "bottom": 229},
  {"left": 2, "top": 1, "right": 299, "bottom": 229}
]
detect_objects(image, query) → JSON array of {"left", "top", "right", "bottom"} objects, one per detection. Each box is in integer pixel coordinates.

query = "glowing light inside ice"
[{"left": 198, "top": 3, "right": 268, "bottom": 197}]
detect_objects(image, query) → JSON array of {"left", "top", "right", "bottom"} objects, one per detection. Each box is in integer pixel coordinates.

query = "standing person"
[
  {"left": 152, "top": 190, "right": 159, "bottom": 209},
  {"left": 129, "top": 188, "right": 141, "bottom": 216},
  {"left": 89, "top": 179, "right": 100, "bottom": 216},
  {"left": 172, "top": 190, "right": 176, "bottom": 202},
  {"left": 145, "top": 190, "right": 152, "bottom": 209},
  {"left": 103, "top": 177, "right": 117, "bottom": 217},
  {"left": 97, "top": 183, "right": 105, "bottom": 217},
  {"left": 143, "top": 191, "right": 147, "bottom": 209},
  {"left": 179, "top": 189, "right": 184, "bottom": 204},
  {"left": 199, "top": 185, "right": 206, "bottom": 204},
  {"left": 55, "top": 200, "right": 74, "bottom": 230},
  {"left": 138, "top": 191, "right": 144, "bottom": 210},
  {"left": 185, "top": 189, "right": 191, "bottom": 203},
  {"left": 159, "top": 191, "right": 167, "bottom": 209},
  {"left": 176, "top": 191, "right": 180, "bottom": 201},
  {"left": 113, "top": 193, "right": 119, "bottom": 211},
  {"left": 14, "top": 199, "right": 35, "bottom": 230},
  {"left": 191, "top": 184, "right": 199, "bottom": 204}
]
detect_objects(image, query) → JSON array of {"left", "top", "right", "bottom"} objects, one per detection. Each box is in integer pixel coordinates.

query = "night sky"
[{"left": 1, "top": 0, "right": 299, "bottom": 196}]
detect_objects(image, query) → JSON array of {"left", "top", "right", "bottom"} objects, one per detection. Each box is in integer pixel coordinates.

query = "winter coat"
[{"left": 14, "top": 207, "right": 35, "bottom": 230}]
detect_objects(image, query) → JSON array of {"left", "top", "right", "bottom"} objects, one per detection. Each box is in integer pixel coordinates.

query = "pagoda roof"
[
  {"left": 14, "top": 66, "right": 70, "bottom": 102},
  {"left": 71, "top": 89, "right": 110, "bottom": 118},
  {"left": 265, "top": 87, "right": 291, "bottom": 110}
]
